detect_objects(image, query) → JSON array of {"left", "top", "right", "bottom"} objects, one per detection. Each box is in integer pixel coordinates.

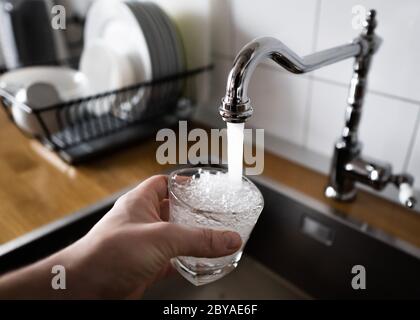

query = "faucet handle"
[
  {"left": 363, "top": 9, "right": 377, "bottom": 35},
  {"left": 392, "top": 174, "right": 416, "bottom": 209},
  {"left": 398, "top": 183, "right": 416, "bottom": 209}
]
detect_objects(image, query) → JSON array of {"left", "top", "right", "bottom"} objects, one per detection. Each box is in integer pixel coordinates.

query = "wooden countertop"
[{"left": 1, "top": 109, "right": 420, "bottom": 248}]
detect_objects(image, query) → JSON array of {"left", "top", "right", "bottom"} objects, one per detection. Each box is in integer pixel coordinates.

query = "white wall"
[{"left": 195, "top": 0, "right": 420, "bottom": 189}]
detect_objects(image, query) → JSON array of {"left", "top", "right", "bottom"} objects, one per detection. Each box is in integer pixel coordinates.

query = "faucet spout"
[
  {"left": 220, "top": 37, "right": 367, "bottom": 123},
  {"left": 218, "top": 10, "right": 417, "bottom": 210}
]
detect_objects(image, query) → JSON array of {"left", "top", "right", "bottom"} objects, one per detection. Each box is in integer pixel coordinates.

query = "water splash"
[{"left": 227, "top": 122, "right": 245, "bottom": 187}]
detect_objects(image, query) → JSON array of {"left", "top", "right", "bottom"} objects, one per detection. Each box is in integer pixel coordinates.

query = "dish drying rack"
[{"left": 0, "top": 66, "right": 211, "bottom": 164}]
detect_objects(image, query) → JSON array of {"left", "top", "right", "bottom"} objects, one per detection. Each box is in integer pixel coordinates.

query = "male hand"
[{"left": 0, "top": 175, "right": 242, "bottom": 299}]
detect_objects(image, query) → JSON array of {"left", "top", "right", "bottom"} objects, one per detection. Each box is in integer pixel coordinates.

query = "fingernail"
[{"left": 223, "top": 231, "right": 242, "bottom": 250}]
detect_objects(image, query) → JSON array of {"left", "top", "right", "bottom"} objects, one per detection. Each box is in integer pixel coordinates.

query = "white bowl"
[
  {"left": 12, "top": 83, "right": 61, "bottom": 136},
  {"left": 0, "top": 66, "right": 89, "bottom": 135},
  {"left": 0, "top": 66, "right": 89, "bottom": 100}
]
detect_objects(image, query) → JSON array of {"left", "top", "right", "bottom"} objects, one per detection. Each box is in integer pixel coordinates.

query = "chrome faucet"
[{"left": 219, "top": 10, "right": 416, "bottom": 209}]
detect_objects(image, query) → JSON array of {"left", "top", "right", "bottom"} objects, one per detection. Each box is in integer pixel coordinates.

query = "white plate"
[
  {"left": 156, "top": 2, "right": 184, "bottom": 93},
  {"left": 145, "top": 2, "right": 175, "bottom": 100},
  {"left": 147, "top": 2, "right": 179, "bottom": 73},
  {"left": 84, "top": 0, "right": 152, "bottom": 84},
  {"left": 136, "top": 2, "right": 169, "bottom": 102},
  {"left": 80, "top": 39, "right": 137, "bottom": 116},
  {"left": 125, "top": 2, "right": 161, "bottom": 80},
  {"left": 147, "top": 2, "right": 185, "bottom": 98},
  {"left": 83, "top": 0, "right": 184, "bottom": 120},
  {"left": 116, "top": 1, "right": 162, "bottom": 119},
  {"left": 80, "top": 39, "right": 135, "bottom": 96},
  {"left": 84, "top": 0, "right": 155, "bottom": 119},
  {"left": 141, "top": 2, "right": 185, "bottom": 105}
]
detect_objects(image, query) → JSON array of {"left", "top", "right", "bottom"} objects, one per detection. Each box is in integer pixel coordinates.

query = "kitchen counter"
[{"left": 1, "top": 109, "right": 420, "bottom": 248}]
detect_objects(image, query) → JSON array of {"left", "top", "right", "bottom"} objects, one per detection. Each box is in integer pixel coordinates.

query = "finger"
[
  {"left": 156, "top": 223, "right": 242, "bottom": 259},
  {"left": 159, "top": 199, "right": 170, "bottom": 221},
  {"left": 131, "top": 175, "right": 168, "bottom": 211},
  {"left": 136, "top": 175, "right": 168, "bottom": 201}
]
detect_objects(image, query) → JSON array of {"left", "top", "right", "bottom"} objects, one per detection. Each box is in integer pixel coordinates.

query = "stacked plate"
[{"left": 83, "top": 0, "right": 185, "bottom": 119}]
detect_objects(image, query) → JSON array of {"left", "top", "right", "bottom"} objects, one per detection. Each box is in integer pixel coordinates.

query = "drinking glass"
[{"left": 168, "top": 167, "right": 264, "bottom": 286}]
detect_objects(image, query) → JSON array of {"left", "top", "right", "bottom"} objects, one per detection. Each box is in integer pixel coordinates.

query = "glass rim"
[{"left": 168, "top": 166, "right": 264, "bottom": 215}]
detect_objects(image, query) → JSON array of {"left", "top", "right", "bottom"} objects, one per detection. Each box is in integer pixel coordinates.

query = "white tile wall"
[
  {"left": 315, "top": 0, "right": 420, "bottom": 102},
  {"left": 306, "top": 81, "right": 346, "bottom": 157},
  {"left": 307, "top": 81, "right": 419, "bottom": 171},
  {"left": 201, "top": 0, "right": 420, "bottom": 188},
  {"left": 359, "top": 94, "right": 419, "bottom": 172},
  {"left": 232, "top": 0, "right": 319, "bottom": 56},
  {"left": 246, "top": 66, "right": 310, "bottom": 145},
  {"left": 196, "top": 60, "right": 311, "bottom": 145},
  {"left": 194, "top": 57, "right": 232, "bottom": 129},
  {"left": 210, "top": 0, "right": 233, "bottom": 56}
]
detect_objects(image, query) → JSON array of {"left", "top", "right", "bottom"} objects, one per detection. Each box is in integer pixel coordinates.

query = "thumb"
[{"left": 157, "top": 223, "right": 242, "bottom": 259}]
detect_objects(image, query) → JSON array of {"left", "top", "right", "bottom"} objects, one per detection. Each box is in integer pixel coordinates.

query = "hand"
[{"left": 0, "top": 175, "right": 242, "bottom": 299}]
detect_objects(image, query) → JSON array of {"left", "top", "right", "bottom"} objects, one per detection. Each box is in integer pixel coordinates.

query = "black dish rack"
[{"left": 0, "top": 66, "right": 211, "bottom": 164}]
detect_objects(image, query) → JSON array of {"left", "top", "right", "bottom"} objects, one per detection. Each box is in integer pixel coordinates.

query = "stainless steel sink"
[
  {"left": 144, "top": 256, "right": 308, "bottom": 300},
  {"left": 249, "top": 176, "right": 420, "bottom": 298},
  {"left": 1, "top": 167, "right": 419, "bottom": 299}
]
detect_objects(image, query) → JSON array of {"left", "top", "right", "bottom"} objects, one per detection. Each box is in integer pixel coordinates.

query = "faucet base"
[{"left": 324, "top": 185, "right": 357, "bottom": 202}]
